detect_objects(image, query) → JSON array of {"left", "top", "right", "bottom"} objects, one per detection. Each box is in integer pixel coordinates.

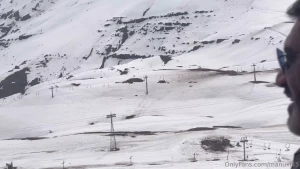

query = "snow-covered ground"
[{"left": 0, "top": 0, "right": 299, "bottom": 168}]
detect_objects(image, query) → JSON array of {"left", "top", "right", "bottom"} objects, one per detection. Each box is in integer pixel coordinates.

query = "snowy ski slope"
[{"left": 0, "top": 0, "right": 299, "bottom": 168}]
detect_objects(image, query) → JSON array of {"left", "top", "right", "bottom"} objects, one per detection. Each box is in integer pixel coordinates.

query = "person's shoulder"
[{"left": 292, "top": 149, "right": 300, "bottom": 169}]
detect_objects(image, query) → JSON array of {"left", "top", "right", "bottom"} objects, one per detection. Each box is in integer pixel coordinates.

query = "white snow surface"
[{"left": 0, "top": 0, "right": 299, "bottom": 168}]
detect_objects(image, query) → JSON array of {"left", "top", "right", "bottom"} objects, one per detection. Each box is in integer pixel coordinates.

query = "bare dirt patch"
[
  {"left": 213, "top": 126, "right": 242, "bottom": 129},
  {"left": 5, "top": 137, "right": 48, "bottom": 141},
  {"left": 77, "top": 131, "right": 162, "bottom": 137},
  {"left": 189, "top": 68, "right": 241, "bottom": 76},
  {"left": 201, "top": 137, "right": 233, "bottom": 152},
  {"left": 187, "top": 127, "right": 216, "bottom": 132},
  {"left": 120, "top": 78, "right": 144, "bottom": 84},
  {"left": 125, "top": 115, "right": 136, "bottom": 119},
  {"left": 249, "top": 81, "right": 269, "bottom": 84}
]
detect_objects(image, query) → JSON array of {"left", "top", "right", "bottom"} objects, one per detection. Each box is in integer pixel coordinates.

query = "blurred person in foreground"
[{"left": 276, "top": 0, "right": 300, "bottom": 168}]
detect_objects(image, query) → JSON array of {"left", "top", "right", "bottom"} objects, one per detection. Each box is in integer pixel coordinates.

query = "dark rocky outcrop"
[
  {"left": 189, "top": 45, "right": 203, "bottom": 52},
  {"left": 129, "top": 31, "right": 135, "bottom": 36},
  {"left": 66, "top": 75, "right": 74, "bottom": 80},
  {"left": 19, "top": 34, "right": 33, "bottom": 40},
  {"left": 0, "top": 26, "right": 12, "bottom": 39},
  {"left": 232, "top": 39, "right": 240, "bottom": 44},
  {"left": 160, "top": 55, "right": 172, "bottom": 64},
  {"left": 117, "top": 68, "right": 129, "bottom": 75},
  {"left": 100, "top": 57, "right": 107, "bottom": 69},
  {"left": 123, "top": 18, "right": 148, "bottom": 24},
  {"left": 216, "top": 39, "right": 227, "bottom": 43},
  {"left": 71, "top": 83, "right": 81, "bottom": 86},
  {"left": 117, "top": 11, "right": 188, "bottom": 25},
  {"left": 32, "top": 2, "right": 41, "bottom": 11},
  {"left": 0, "top": 10, "right": 14, "bottom": 19},
  {"left": 260, "top": 60, "right": 266, "bottom": 63},
  {"left": 154, "top": 26, "right": 164, "bottom": 31},
  {"left": 143, "top": 7, "right": 151, "bottom": 16},
  {"left": 28, "top": 78, "right": 40, "bottom": 86},
  {"left": 20, "top": 60, "right": 27, "bottom": 66},
  {"left": 0, "top": 40, "right": 10, "bottom": 48},
  {"left": 165, "top": 26, "right": 175, "bottom": 31},
  {"left": 11, "top": 28, "right": 20, "bottom": 33},
  {"left": 125, "top": 115, "right": 136, "bottom": 119},
  {"left": 180, "top": 23, "right": 190, "bottom": 26},
  {"left": 104, "top": 45, "right": 116, "bottom": 55},
  {"left": 195, "top": 10, "right": 213, "bottom": 14},
  {"left": 20, "top": 14, "right": 31, "bottom": 21},
  {"left": 162, "top": 11, "right": 188, "bottom": 17},
  {"left": 0, "top": 68, "right": 30, "bottom": 99},
  {"left": 36, "top": 56, "right": 50, "bottom": 68},
  {"left": 116, "top": 26, "right": 129, "bottom": 47},
  {"left": 201, "top": 40, "right": 215, "bottom": 45},
  {"left": 0, "top": 10, "right": 21, "bottom": 21},
  {"left": 13, "top": 11, "right": 21, "bottom": 21},
  {"left": 122, "top": 78, "right": 144, "bottom": 84},
  {"left": 109, "top": 53, "right": 151, "bottom": 59},
  {"left": 83, "top": 48, "right": 93, "bottom": 60}
]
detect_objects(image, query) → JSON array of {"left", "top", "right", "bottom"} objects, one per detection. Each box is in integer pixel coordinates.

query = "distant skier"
[{"left": 276, "top": 1, "right": 300, "bottom": 168}]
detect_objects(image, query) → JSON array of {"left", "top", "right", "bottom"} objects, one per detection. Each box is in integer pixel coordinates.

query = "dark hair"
[{"left": 288, "top": 0, "right": 300, "bottom": 17}]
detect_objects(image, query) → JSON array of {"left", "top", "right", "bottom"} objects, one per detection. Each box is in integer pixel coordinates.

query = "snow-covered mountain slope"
[
  {"left": 0, "top": 0, "right": 298, "bottom": 168},
  {"left": 0, "top": 0, "right": 295, "bottom": 98}
]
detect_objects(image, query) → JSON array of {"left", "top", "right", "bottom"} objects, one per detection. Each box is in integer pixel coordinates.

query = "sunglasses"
[
  {"left": 276, "top": 48, "right": 286, "bottom": 72},
  {"left": 276, "top": 48, "right": 294, "bottom": 72},
  {"left": 276, "top": 48, "right": 293, "bottom": 97}
]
